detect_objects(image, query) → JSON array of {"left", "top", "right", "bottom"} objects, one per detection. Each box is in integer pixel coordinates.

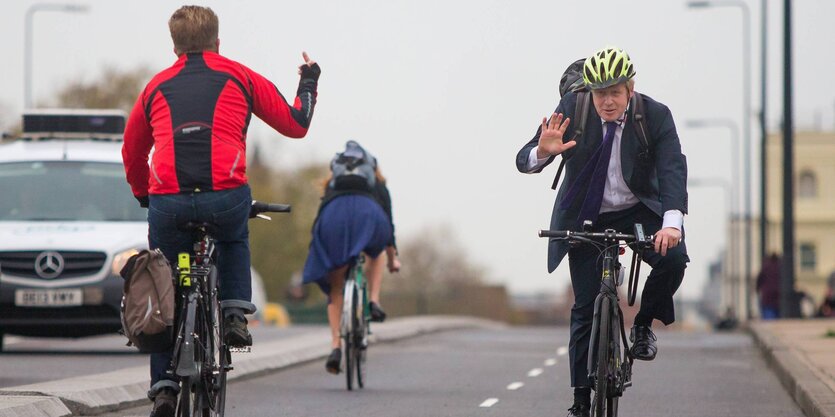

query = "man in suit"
[{"left": 515, "top": 47, "right": 689, "bottom": 417}]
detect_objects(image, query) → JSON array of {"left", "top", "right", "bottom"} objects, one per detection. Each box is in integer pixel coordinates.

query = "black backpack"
[
  {"left": 550, "top": 59, "right": 654, "bottom": 190},
  {"left": 328, "top": 140, "right": 377, "bottom": 193}
]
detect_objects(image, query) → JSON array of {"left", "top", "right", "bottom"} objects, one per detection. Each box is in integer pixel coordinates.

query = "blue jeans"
[
  {"left": 146, "top": 185, "right": 255, "bottom": 391},
  {"left": 760, "top": 305, "right": 779, "bottom": 320}
]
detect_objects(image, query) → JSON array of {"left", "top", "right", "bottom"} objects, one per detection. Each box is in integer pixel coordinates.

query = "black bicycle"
[
  {"left": 169, "top": 200, "right": 290, "bottom": 417},
  {"left": 540, "top": 222, "right": 653, "bottom": 417},
  {"left": 341, "top": 255, "right": 369, "bottom": 391}
]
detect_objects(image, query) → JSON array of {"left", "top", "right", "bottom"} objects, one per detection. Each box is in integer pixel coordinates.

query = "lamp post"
[
  {"left": 760, "top": 0, "right": 768, "bottom": 268},
  {"left": 687, "top": 0, "right": 753, "bottom": 321},
  {"left": 689, "top": 177, "right": 734, "bottom": 317},
  {"left": 24, "top": 3, "right": 89, "bottom": 109},
  {"left": 686, "top": 119, "right": 742, "bottom": 319}
]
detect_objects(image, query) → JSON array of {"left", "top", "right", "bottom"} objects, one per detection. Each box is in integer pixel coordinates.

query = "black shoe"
[
  {"left": 223, "top": 315, "right": 252, "bottom": 347},
  {"left": 566, "top": 402, "right": 590, "bottom": 417},
  {"left": 325, "top": 348, "right": 341, "bottom": 374},
  {"left": 149, "top": 388, "right": 177, "bottom": 417},
  {"left": 369, "top": 301, "right": 387, "bottom": 322},
  {"left": 630, "top": 325, "right": 658, "bottom": 361}
]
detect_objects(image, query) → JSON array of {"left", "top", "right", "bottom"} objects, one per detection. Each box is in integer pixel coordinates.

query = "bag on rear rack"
[{"left": 119, "top": 249, "right": 175, "bottom": 353}]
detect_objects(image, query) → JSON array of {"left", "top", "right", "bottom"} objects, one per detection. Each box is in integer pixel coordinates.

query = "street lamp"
[
  {"left": 687, "top": 0, "right": 754, "bottom": 322},
  {"left": 686, "top": 119, "right": 742, "bottom": 320},
  {"left": 689, "top": 177, "right": 735, "bottom": 317},
  {"left": 24, "top": 3, "right": 90, "bottom": 109}
]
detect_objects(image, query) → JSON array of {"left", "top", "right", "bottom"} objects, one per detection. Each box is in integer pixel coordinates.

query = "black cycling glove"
[
  {"left": 297, "top": 62, "right": 321, "bottom": 96},
  {"left": 136, "top": 195, "right": 149, "bottom": 208},
  {"left": 299, "top": 62, "right": 321, "bottom": 82}
]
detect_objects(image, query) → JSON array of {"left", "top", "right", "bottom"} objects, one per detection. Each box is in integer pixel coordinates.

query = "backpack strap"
[
  {"left": 629, "top": 92, "right": 652, "bottom": 157},
  {"left": 551, "top": 91, "right": 590, "bottom": 190}
]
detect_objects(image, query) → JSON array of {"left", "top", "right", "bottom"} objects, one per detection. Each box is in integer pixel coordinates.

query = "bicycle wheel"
[
  {"left": 176, "top": 295, "right": 200, "bottom": 417},
  {"left": 593, "top": 299, "right": 611, "bottom": 417},
  {"left": 607, "top": 305, "right": 620, "bottom": 417},
  {"left": 204, "top": 268, "right": 227, "bottom": 417},
  {"left": 342, "top": 279, "right": 356, "bottom": 391},
  {"left": 355, "top": 286, "right": 367, "bottom": 389}
]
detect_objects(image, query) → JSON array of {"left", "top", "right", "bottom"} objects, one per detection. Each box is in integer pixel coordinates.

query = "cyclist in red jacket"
[{"left": 121, "top": 6, "right": 320, "bottom": 417}]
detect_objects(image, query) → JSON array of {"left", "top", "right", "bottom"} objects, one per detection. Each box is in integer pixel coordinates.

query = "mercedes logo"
[{"left": 35, "top": 251, "right": 65, "bottom": 279}]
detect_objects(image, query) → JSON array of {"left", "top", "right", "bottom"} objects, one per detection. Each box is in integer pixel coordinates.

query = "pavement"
[
  {"left": 750, "top": 318, "right": 835, "bottom": 417},
  {"left": 0, "top": 316, "right": 500, "bottom": 417}
]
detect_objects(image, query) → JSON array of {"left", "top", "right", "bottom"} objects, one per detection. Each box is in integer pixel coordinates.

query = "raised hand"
[
  {"left": 298, "top": 51, "right": 321, "bottom": 81},
  {"left": 536, "top": 112, "right": 576, "bottom": 159}
]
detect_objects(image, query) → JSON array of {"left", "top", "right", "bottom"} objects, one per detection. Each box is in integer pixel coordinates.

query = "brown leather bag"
[{"left": 119, "top": 249, "right": 175, "bottom": 353}]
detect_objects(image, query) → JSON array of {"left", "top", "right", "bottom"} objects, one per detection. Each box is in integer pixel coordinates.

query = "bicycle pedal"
[{"left": 229, "top": 346, "right": 251, "bottom": 353}]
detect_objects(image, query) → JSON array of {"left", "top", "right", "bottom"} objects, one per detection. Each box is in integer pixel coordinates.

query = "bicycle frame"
[
  {"left": 169, "top": 226, "right": 228, "bottom": 417},
  {"left": 540, "top": 225, "right": 650, "bottom": 417},
  {"left": 587, "top": 237, "right": 633, "bottom": 407}
]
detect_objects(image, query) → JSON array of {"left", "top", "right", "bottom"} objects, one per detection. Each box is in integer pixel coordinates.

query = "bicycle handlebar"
[
  {"left": 250, "top": 200, "right": 291, "bottom": 219},
  {"left": 538, "top": 228, "right": 654, "bottom": 247}
]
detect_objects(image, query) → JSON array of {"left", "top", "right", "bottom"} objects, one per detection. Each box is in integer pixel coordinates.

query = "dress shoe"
[
  {"left": 149, "top": 387, "right": 177, "bottom": 417},
  {"left": 630, "top": 325, "right": 657, "bottom": 361},
  {"left": 566, "top": 402, "right": 590, "bottom": 417}
]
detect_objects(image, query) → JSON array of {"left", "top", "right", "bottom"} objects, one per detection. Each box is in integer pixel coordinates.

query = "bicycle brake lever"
[{"left": 256, "top": 213, "right": 272, "bottom": 221}]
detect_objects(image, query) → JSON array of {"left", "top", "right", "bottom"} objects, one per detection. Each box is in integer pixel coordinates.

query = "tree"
[
  {"left": 247, "top": 150, "right": 329, "bottom": 302},
  {"left": 53, "top": 66, "right": 151, "bottom": 112}
]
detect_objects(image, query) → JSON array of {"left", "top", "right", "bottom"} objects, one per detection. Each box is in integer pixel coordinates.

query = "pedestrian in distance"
[
  {"left": 302, "top": 140, "right": 400, "bottom": 375},
  {"left": 121, "top": 5, "right": 320, "bottom": 417},
  {"left": 515, "top": 46, "right": 689, "bottom": 417},
  {"left": 756, "top": 253, "right": 782, "bottom": 320}
]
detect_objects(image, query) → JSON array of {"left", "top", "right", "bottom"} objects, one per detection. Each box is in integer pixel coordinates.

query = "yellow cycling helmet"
[{"left": 583, "top": 47, "right": 636, "bottom": 90}]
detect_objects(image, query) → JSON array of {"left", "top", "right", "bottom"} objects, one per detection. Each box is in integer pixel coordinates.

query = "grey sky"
[{"left": 2, "top": 0, "right": 833, "bottom": 299}]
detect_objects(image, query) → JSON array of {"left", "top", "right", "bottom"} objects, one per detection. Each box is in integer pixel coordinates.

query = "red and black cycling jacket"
[{"left": 123, "top": 51, "right": 318, "bottom": 198}]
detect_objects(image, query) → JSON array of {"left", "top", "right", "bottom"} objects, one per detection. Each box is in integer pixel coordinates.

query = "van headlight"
[{"left": 112, "top": 248, "right": 141, "bottom": 276}]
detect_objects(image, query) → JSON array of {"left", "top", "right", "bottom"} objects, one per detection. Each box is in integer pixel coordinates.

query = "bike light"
[{"left": 111, "top": 248, "right": 140, "bottom": 276}]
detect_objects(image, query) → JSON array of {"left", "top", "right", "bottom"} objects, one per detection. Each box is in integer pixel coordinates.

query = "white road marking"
[
  {"left": 527, "top": 368, "right": 544, "bottom": 377},
  {"left": 506, "top": 382, "right": 524, "bottom": 390},
  {"left": 479, "top": 398, "right": 499, "bottom": 407},
  {"left": 5, "top": 336, "right": 23, "bottom": 345},
  {"left": 544, "top": 358, "right": 557, "bottom": 366},
  {"left": 557, "top": 346, "right": 569, "bottom": 356}
]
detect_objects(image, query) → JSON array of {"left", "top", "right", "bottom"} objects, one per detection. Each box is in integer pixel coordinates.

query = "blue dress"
[{"left": 302, "top": 194, "right": 393, "bottom": 295}]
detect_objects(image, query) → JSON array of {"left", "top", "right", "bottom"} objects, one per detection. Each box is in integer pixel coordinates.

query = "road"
[
  {"left": 99, "top": 327, "right": 804, "bottom": 417},
  {"left": 0, "top": 325, "right": 317, "bottom": 389}
]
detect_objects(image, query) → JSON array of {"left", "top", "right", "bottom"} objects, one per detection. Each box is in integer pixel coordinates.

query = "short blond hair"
[{"left": 168, "top": 6, "right": 218, "bottom": 55}]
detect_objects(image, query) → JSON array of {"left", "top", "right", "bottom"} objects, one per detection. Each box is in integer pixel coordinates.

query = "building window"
[
  {"left": 799, "top": 170, "right": 817, "bottom": 198},
  {"left": 800, "top": 243, "right": 816, "bottom": 271}
]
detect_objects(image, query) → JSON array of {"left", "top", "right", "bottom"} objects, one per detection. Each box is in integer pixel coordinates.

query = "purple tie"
[{"left": 560, "top": 121, "right": 618, "bottom": 227}]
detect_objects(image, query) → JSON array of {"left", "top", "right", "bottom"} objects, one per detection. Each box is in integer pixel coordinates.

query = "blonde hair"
[{"left": 168, "top": 6, "right": 219, "bottom": 55}]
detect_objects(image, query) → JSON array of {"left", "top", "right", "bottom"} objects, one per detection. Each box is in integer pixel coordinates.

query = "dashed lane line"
[
  {"left": 557, "top": 346, "right": 568, "bottom": 356},
  {"left": 544, "top": 358, "right": 557, "bottom": 366},
  {"left": 506, "top": 382, "right": 524, "bottom": 390},
  {"left": 480, "top": 398, "right": 499, "bottom": 408},
  {"left": 527, "top": 368, "right": 544, "bottom": 377}
]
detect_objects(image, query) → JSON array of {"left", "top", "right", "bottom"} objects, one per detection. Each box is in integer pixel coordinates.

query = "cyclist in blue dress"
[{"left": 302, "top": 140, "right": 400, "bottom": 374}]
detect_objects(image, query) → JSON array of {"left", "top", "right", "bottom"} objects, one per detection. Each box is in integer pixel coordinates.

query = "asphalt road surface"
[
  {"left": 0, "top": 325, "right": 316, "bottom": 388},
  {"left": 101, "top": 326, "right": 804, "bottom": 417}
]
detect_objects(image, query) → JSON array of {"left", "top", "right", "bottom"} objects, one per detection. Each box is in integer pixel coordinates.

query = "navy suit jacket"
[{"left": 516, "top": 91, "right": 688, "bottom": 272}]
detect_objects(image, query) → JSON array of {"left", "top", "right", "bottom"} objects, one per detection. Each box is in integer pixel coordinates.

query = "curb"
[
  {"left": 0, "top": 394, "right": 71, "bottom": 417},
  {"left": 0, "top": 316, "right": 500, "bottom": 416},
  {"left": 749, "top": 322, "right": 835, "bottom": 417}
]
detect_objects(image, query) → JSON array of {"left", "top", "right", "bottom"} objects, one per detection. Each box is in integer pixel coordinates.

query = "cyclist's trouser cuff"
[
  {"left": 221, "top": 299, "right": 256, "bottom": 314},
  {"left": 148, "top": 379, "right": 180, "bottom": 400}
]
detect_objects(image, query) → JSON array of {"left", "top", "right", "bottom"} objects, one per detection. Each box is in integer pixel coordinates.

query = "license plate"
[{"left": 15, "top": 288, "right": 83, "bottom": 307}]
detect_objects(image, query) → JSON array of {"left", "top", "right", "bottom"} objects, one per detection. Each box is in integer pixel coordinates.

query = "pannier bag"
[{"left": 119, "top": 249, "right": 175, "bottom": 353}]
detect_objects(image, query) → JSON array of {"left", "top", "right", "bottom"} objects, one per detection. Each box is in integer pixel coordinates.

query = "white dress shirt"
[{"left": 525, "top": 115, "right": 683, "bottom": 231}]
